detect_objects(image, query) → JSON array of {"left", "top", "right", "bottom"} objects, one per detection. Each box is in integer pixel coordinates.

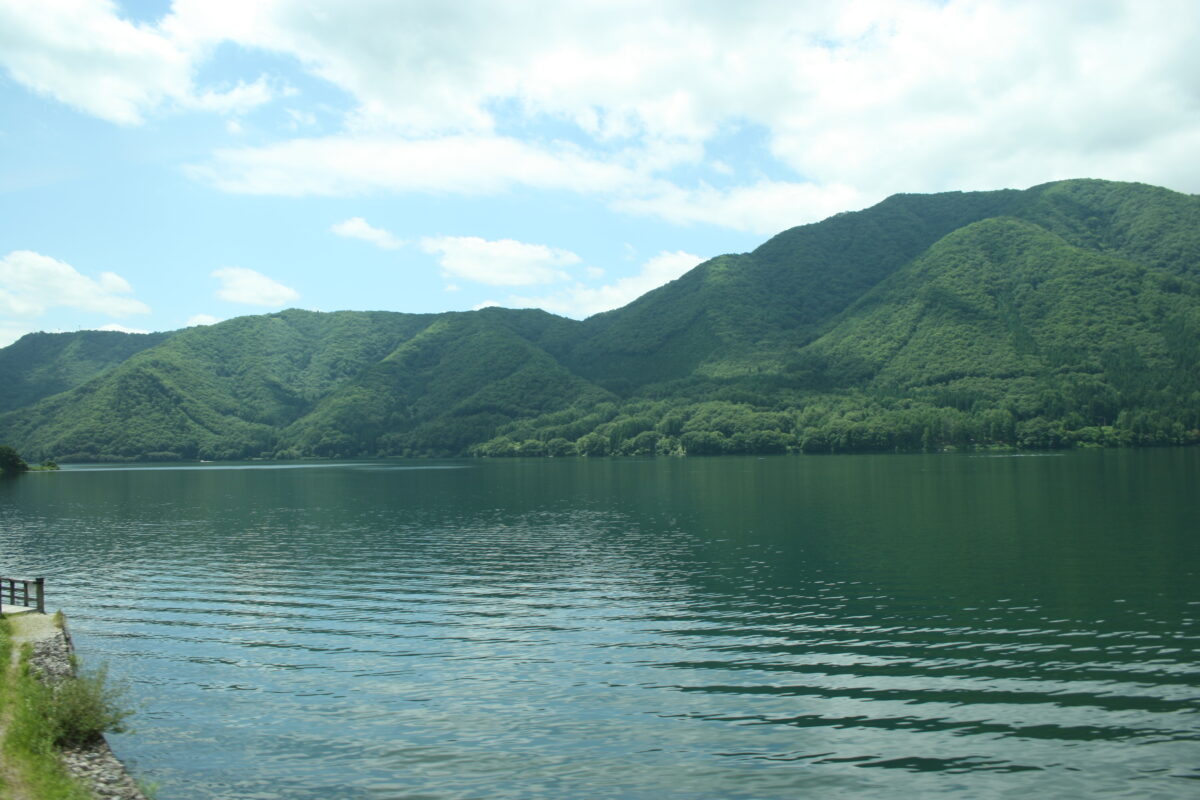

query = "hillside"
[
  {"left": 0, "top": 309, "right": 609, "bottom": 461},
  {"left": 0, "top": 329, "right": 171, "bottom": 413},
  {"left": 2, "top": 179, "right": 1198, "bottom": 461}
]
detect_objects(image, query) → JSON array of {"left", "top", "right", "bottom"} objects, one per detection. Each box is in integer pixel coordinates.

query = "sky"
[{"left": 1, "top": 0, "right": 1198, "bottom": 346}]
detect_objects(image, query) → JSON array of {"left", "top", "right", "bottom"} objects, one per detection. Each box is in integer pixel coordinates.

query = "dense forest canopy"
[{"left": 2, "top": 179, "right": 1199, "bottom": 461}]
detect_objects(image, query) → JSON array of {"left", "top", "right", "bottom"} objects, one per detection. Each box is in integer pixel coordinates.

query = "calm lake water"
[{"left": 0, "top": 451, "right": 1197, "bottom": 799}]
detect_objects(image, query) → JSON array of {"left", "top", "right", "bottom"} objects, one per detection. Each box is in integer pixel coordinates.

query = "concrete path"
[
  {"left": 1, "top": 605, "right": 42, "bottom": 617},
  {"left": 8, "top": 612, "right": 58, "bottom": 646}
]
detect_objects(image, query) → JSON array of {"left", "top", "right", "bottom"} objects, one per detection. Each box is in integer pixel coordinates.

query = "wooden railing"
[{"left": 0, "top": 576, "right": 44, "bottom": 614}]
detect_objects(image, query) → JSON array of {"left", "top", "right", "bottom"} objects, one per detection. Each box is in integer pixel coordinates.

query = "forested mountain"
[
  {"left": 0, "top": 329, "right": 170, "bottom": 413},
  {"left": 3, "top": 179, "right": 1199, "bottom": 461}
]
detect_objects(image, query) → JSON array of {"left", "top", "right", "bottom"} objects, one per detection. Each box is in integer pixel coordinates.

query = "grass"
[
  {"left": 0, "top": 615, "right": 131, "bottom": 800},
  {"left": 38, "top": 661, "right": 132, "bottom": 747}
]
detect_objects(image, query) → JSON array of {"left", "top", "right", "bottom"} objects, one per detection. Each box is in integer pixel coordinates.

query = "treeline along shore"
[{"left": 2, "top": 179, "right": 1199, "bottom": 462}]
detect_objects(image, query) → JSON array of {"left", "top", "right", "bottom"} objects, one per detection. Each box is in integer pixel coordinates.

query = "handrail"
[{"left": 0, "top": 576, "right": 44, "bottom": 614}]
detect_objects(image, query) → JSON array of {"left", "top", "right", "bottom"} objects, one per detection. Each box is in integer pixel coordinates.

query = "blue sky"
[{"left": 1, "top": 0, "right": 1198, "bottom": 345}]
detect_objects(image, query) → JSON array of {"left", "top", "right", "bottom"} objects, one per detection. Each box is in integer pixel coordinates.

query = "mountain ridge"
[{"left": 3, "top": 178, "right": 1198, "bottom": 460}]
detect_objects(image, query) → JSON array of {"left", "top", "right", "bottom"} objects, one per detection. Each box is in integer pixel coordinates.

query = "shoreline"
[{"left": 9, "top": 612, "right": 147, "bottom": 800}]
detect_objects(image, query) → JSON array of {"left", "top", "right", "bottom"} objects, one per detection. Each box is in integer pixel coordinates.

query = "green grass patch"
[{"left": 0, "top": 616, "right": 132, "bottom": 799}]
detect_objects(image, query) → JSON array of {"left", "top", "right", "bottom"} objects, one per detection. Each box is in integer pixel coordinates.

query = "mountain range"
[{"left": 3, "top": 178, "right": 1198, "bottom": 462}]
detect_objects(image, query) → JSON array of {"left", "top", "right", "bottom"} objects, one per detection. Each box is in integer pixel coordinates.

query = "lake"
[{"left": 0, "top": 451, "right": 1197, "bottom": 798}]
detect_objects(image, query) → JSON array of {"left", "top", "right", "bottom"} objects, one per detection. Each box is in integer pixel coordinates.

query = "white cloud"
[
  {"left": 186, "top": 75, "right": 275, "bottom": 115},
  {"left": 330, "top": 217, "right": 404, "bottom": 249},
  {"left": 190, "top": 134, "right": 636, "bottom": 197},
  {"left": 510, "top": 250, "right": 701, "bottom": 318},
  {"left": 189, "top": 134, "right": 866, "bottom": 234},
  {"left": 173, "top": 0, "right": 1200, "bottom": 230},
  {"left": 617, "top": 180, "right": 869, "bottom": 236},
  {"left": 420, "top": 236, "right": 580, "bottom": 287},
  {"left": 94, "top": 323, "right": 151, "bottom": 334},
  {"left": 0, "top": 1, "right": 274, "bottom": 124},
  {"left": 163, "top": 0, "right": 816, "bottom": 140},
  {"left": 211, "top": 267, "right": 298, "bottom": 306},
  {"left": 0, "top": 0, "right": 191, "bottom": 124},
  {"left": 185, "top": 313, "right": 222, "bottom": 327},
  {"left": 472, "top": 300, "right": 501, "bottom": 310},
  {"left": 0, "top": 250, "right": 150, "bottom": 318},
  {"left": 10, "top": 1, "right": 1200, "bottom": 232}
]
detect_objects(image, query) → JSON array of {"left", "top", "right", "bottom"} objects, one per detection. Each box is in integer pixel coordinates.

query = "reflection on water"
[
  {"left": 63, "top": 462, "right": 469, "bottom": 472},
  {"left": 1, "top": 451, "right": 1198, "bottom": 798}
]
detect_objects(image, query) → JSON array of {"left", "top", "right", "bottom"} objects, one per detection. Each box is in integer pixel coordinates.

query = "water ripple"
[{"left": 2, "top": 454, "right": 1198, "bottom": 799}]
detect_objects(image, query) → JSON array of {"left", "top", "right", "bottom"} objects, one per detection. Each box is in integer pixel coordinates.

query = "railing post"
[{"left": 35, "top": 577, "right": 44, "bottom": 614}]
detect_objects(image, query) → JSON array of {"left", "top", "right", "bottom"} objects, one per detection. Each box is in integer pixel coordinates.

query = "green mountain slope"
[
  {"left": 802, "top": 215, "right": 1200, "bottom": 400},
  {"left": 1010, "top": 179, "right": 1200, "bottom": 276},
  {"left": 2, "top": 178, "right": 1198, "bottom": 460},
  {"left": 0, "top": 329, "right": 171, "bottom": 413},
  {"left": 0, "top": 311, "right": 429, "bottom": 460},
  {"left": 0, "top": 308, "right": 606, "bottom": 461},
  {"left": 278, "top": 309, "right": 610, "bottom": 457},
  {"left": 486, "top": 179, "right": 1200, "bottom": 454},
  {"left": 566, "top": 187, "right": 1022, "bottom": 392}
]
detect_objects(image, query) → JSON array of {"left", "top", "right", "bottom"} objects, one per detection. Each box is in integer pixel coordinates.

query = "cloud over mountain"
[{"left": 212, "top": 267, "right": 299, "bottom": 306}]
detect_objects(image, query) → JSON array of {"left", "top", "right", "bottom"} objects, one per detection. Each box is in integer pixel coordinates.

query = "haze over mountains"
[{"left": 2, "top": 179, "right": 1198, "bottom": 462}]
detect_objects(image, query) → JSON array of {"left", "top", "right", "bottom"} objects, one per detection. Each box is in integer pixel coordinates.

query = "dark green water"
[{"left": 0, "top": 451, "right": 1197, "bottom": 798}]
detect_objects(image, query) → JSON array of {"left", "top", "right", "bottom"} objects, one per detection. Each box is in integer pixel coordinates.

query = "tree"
[
  {"left": 545, "top": 437, "right": 576, "bottom": 457},
  {"left": 575, "top": 432, "right": 610, "bottom": 457},
  {"left": 0, "top": 445, "right": 29, "bottom": 475}
]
